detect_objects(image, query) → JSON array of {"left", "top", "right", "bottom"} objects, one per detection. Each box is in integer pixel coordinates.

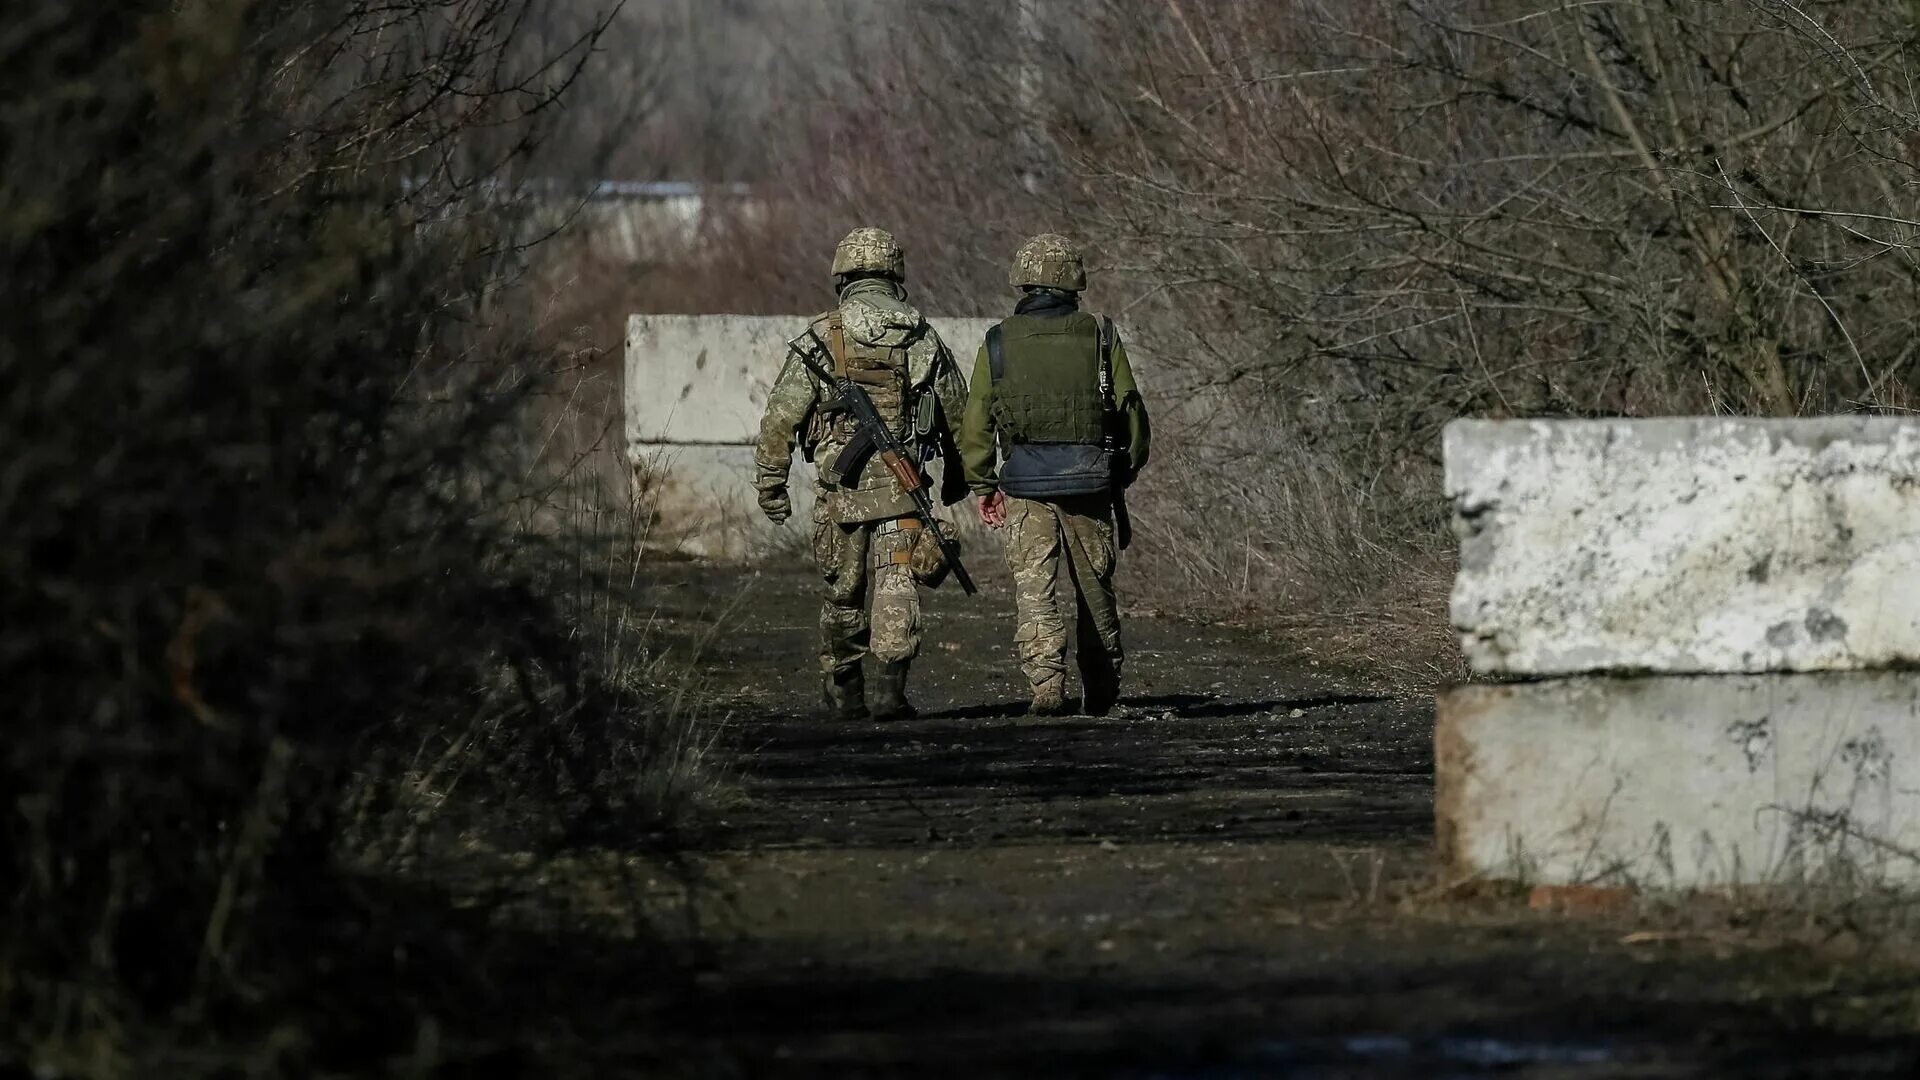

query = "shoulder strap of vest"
[
  {"left": 1097, "top": 316, "right": 1117, "bottom": 415},
  {"left": 828, "top": 312, "right": 848, "bottom": 378},
  {"left": 986, "top": 323, "right": 1006, "bottom": 384}
]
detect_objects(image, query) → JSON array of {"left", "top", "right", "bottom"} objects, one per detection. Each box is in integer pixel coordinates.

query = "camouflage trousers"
[
  {"left": 813, "top": 512, "right": 921, "bottom": 678},
  {"left": 1002, "top": 494, "right": 1122, "bottom": 692}
]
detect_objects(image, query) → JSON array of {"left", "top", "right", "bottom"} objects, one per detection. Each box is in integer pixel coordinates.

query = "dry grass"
[{"left": 1118, "top": 386, "right": 1463, "bottom": 682}]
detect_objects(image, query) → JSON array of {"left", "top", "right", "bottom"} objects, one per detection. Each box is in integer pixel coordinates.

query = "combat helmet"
[
  {"left": 832, "top": 227, "right": 906, "bottom": 281},
  {"left": 1009, "top": 233, "right": 1086, "bottom": 291}
]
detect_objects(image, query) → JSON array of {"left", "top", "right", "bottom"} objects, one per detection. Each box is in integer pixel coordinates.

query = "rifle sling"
[{"left": 828, "top": 313, "right": 848, "bottom": 378}]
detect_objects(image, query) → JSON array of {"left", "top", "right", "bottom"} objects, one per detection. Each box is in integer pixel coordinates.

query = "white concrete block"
[
  {"left": 629, "top": 443, "right": 813, "bottom": 560},
  {"left": 1436, "top": 674, "right": 1920, "bottom": 887},
  {"left": 624, "top": 315, "right": 997, "bottom": 446},
  {"left": 1447, "top": 417, "right": 1920, "bottom": 676}
]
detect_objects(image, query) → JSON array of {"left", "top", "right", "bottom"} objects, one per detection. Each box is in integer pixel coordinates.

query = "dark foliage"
[{"left": 0, "top": 0, "right": 668, "bottom": 1070}]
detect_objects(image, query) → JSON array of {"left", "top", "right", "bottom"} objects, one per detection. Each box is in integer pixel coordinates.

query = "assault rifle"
[{"left": 793, "top": 331, "right": 977, "bottom": 595}]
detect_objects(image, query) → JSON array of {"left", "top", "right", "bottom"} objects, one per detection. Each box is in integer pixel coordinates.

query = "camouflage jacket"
[{"left": 754, "top": 279, "right": 969, "bottom": 524}]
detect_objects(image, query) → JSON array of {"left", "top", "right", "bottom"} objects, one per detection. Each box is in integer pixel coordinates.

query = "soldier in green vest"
[
  {"left": 958, "top": 235, "right": 1151, "bottom": 716},
  {"left": 753, "top": 228, "right": 970, "bottom": 722}
]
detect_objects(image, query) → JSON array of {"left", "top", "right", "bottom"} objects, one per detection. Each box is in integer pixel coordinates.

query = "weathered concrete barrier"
[
  {"left": 625, "top": 314, "right": 1000, "bottom": 446},
  {"left": 1448, "top": 417, "right": 1920, "bottom": 676},
  {"left": 1438, "top": 673, "right": 1920, "bottom": 887},
  {"left": 1439, "top": 416, "right": 1920, "bottom": 888},
  {"left": 626, "top": 314, "right": 996, "bottom": 558},
  {"left": 630, "top": 443, "right": 816, "bottom": 557}
]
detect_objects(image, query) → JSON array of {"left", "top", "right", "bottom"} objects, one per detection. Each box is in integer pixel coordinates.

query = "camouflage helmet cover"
[
  {"left": 1009, "top": 233, "right": 1086, "bottom": 291},
  {"left": 832, "top": 226, "right": 906, "bottom": 280}
]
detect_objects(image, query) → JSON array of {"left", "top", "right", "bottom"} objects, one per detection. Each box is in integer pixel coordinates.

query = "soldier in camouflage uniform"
[
  {"left": 754, "top": 228, "right": 970, "bottom": 721},
  {"left": 958, "top": 235, "right": 1151, "bottom": 717}
]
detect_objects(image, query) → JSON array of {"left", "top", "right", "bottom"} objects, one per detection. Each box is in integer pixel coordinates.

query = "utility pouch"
[
  {"left": 914, "top": 392, "right": 937, "bottom": 440},
  {"left": 908, "top": 519, "right": 957, "bottom": 589}
]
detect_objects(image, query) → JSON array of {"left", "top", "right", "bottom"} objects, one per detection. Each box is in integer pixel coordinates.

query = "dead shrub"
[
  {"left": 687, "top": 0, "right": 1920, "bottom": 672},
  {"left": 1, "top": 1, "right": 713, "bottom": 1073}
]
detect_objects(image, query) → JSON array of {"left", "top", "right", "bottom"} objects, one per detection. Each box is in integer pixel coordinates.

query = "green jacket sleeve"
[
  {"left": 1111, "top": 334, "right": 1151, "bottom": 477},
  {"left": 957, "top": 343, "right": 999, "bottom": 495},
  {"left": 753, "top": 349, "right": 819, "bottom": 493}
]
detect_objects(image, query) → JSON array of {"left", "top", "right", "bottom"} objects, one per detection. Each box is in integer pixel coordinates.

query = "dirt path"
[{"left": 510, "top": 563, "right": 1920, "bottom": 1077}]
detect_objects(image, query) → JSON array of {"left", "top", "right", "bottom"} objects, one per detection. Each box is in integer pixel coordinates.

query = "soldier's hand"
[
  {"left": 759, "top": 486, "right": 792, "bottom": 523},
  {"left": 977, "top": 490, "right": 1007, "bottom": 528}
]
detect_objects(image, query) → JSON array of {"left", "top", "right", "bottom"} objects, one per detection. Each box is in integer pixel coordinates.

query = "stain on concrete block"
[
  {"left": 1436, "top": 673, "right": 1920, "bottom": 887},
  {"left": 1446, "top": 417, "right": 1920, "bottom": 676}
]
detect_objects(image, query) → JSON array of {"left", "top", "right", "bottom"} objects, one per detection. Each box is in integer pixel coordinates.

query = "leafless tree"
[{"left": 733, "top": 0, "right": 1920, "bottom": 631}]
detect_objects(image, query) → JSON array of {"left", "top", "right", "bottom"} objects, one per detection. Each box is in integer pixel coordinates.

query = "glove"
[{"left": 758, "top": 485, "right": 791, "bottom": 524}]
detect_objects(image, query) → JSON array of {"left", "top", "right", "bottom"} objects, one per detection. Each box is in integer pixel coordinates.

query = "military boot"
[
  {"left": 1027, "top": 674, "right": 1069, "bottom": 717},
  {"left": 823, "top": 667, "right": 869, "bottom": 722},
  {"left": 870, "top": 660, "right": 917, "bottom": 722},
  {"left": 1081, "top": 664, "right": 1121, "bottom": 717}
]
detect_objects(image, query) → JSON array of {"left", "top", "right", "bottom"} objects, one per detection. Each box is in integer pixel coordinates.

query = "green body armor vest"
[{"left": 988, "top": 312, "right": 1107, "bottom": 445}]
